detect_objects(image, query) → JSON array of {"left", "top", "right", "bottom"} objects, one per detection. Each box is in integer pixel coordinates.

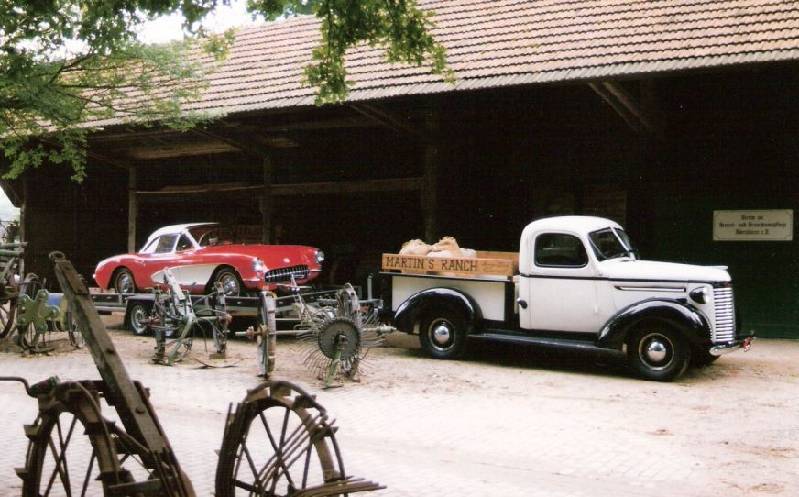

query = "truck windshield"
[{"left": 589, "top": 228, "right": 636, "bottom": 260}]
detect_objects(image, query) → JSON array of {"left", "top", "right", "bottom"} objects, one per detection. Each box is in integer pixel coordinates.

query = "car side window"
[
  {"left": 176, "top": 235, "right": 193, "bottom": 252},
  {"left": 154, "top": 234, "right": 178, "bottom": 254},
  {"left": 534, "top": 233, "right": 588, "bottom": 267}
]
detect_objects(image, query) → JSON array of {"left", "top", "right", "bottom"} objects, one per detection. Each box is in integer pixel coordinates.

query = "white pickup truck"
[{"left": 381, "top": 216, "right": 753, "bottom": 381}]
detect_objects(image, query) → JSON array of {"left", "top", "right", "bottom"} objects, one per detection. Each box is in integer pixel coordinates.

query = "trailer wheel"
[
  {"left": 419, "top": 309, "right": 467, "bottom": 359},
  {"left": 125, "top": 302, "right": 151, "bottom": 335},
  {"left": 627, "top": 324, "right": 690, "bottom": 381}
]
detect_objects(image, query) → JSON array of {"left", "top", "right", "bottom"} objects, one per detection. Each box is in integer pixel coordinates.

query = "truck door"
[{"left": 519, "top": 231, "right": 600, "bottom": 333}]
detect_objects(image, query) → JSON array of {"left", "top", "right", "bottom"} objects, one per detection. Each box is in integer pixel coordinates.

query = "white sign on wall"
[{"left": 713, "top": 210, "right": 793, "bottom": 241}]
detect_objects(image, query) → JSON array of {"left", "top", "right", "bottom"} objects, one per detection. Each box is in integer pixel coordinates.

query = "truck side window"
[{"left": 534, "top": 233, "right": 588, "bottom": 267}]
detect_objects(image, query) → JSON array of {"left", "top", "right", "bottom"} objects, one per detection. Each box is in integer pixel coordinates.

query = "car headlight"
[
  {"left": 252, "top": 258, "right": 266, "bottom": 272},
  {"left": 315, "top": 250, "right": 325, "bottom": 264}
]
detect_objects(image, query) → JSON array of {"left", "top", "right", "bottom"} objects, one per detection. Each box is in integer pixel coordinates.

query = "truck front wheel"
[
  {"left": 419, "top": 310, "right": 467, "bottom": 359},
  {"left": 627, "top": 325, "right": 691, "bottom": 381}
]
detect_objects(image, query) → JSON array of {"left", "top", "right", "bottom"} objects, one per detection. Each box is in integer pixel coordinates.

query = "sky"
[
  {"left": 136, "top": 0, "right": 257, "bottom": 43},
  {"left": 0, "top": 1, "right": 259, "bottom": 220}
]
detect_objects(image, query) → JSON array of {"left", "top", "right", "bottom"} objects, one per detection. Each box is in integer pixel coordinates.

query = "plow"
[{"left": 0, "top": 252, "right": 384, "bottom": 496}]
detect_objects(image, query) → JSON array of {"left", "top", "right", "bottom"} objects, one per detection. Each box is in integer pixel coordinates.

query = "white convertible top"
[{"left": 144, "top": 222, "right": 217, "bottom": 245}]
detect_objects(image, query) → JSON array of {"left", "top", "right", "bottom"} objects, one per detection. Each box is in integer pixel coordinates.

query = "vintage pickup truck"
[{"left": 381, "top": 216, "right": 753, "bottom": 381}]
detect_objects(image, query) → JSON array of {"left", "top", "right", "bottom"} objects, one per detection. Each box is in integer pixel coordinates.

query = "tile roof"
[{"left": 91, "top": 0, "right": 799, "bottom": 126}]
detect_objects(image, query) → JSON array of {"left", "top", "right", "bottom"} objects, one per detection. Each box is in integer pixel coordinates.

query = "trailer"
[{"left": 90, "top": 285, "right": 371, "bottom": 336}]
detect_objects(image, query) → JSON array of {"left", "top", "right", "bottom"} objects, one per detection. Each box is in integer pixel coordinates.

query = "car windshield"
[
  {"left": 589, "top": 227, "right": 636, "bottom": 260},
  {"left": 190, "top": 225, "right": 238, "bottom": 247}
]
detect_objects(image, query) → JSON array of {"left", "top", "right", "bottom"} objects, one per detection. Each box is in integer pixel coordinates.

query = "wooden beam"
[
  {"left": 125, "top": 141, "right": 238, "bottom": 160},
  {"left": 192, "top": 128, "right": 269, "bottom": 160},
  {"left": 128, "top": 166, "right": 137, "bottom": 253},
  {"left": 259, "top": 157, "right": 273, "bottom": 244},
  {"left": 588, "top": 81, "right": 662, "bottom": 138},
  {"left": 351, "top": 104, "right": 421, "bottom": 139},
  {"left": 136, "top": 177, "right": 423, "bottom": 197}
]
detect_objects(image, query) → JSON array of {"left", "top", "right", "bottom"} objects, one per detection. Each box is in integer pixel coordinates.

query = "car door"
[
  {"left": 524, "top": 231, "right": 601, "bottom": 333},
  {"left": 137, "top": 234, "right": 180, "bottom": 286}
]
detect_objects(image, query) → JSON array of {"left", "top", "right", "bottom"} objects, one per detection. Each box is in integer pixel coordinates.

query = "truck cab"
[{"left": 383, "top": 216, "right": 753, "bottom": 381}]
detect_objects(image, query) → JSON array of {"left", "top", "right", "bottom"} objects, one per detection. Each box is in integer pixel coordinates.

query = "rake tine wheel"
[
  {"left": 19, "top": 382, "right": 129, "bottom": 497},
  {"left": 215, "top": 381, "right": 383, "bottom": 497}
]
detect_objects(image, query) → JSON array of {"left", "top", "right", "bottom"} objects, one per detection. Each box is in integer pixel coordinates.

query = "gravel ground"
[{"left": 0, "top": 318, "right": 796, "bottom": 497}]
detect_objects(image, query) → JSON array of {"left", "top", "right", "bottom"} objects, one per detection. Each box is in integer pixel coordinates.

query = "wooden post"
[
  {"left": 260, "top": 156, "right": 273, "bottom": 244},
  {"left": 421, "top": 112, "right": 438, "bottom": 242},
  {"left": 19, "top": 176, "right": 27, "bottom": 276},
  {"left": 127, "top": 166, "right": 137, "bottom": 253}
]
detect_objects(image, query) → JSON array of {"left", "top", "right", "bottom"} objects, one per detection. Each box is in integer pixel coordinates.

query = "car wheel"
[
  {"left": 113, "top": 268, "right": 136, "bottom": 294},
  {"left": 419, "top": 308, "right": 468, "bottom": 359},
  {"left": 627, "top": 324, "right": 690, "bottom": 381},
  {"left": 212, "top": 267, "right": 242, "bottom": 296},
  {"left": 125, "top": 302, "right": 151, "bottom": 336}
]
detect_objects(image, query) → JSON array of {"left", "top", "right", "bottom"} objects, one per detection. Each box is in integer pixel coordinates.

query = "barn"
[{"left": 3, "top": 0, "right": 799, "bottom": 338}]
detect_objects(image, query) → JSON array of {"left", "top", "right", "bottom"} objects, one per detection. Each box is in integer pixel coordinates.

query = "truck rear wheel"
[
  {"left": 627, "top": 324, "right": 691, "bottom": 381},
  {"left": 419, "top": 310, "right": 467, "bottom": 359}
]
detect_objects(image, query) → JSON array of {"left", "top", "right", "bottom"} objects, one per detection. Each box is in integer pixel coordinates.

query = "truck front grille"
[
  {"left": 265, "top": 265, "right": 309, "bottom": 283},
  {"left": 712, "top": 287, "right": 736, "bottom": 343}
]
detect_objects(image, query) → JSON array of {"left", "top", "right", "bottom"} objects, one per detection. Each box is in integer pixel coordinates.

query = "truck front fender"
[
  {"left": 393, "top": 288, "right": 482, "bottom": 335},
  {"left": 597, "top": 298, "right": 711, "bottom": 350}
]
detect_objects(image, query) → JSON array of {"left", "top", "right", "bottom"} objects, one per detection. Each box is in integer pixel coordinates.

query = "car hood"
[
  {"left": 597, "top": 259, "right": 731, "bottom": 283},
  {"left": 197, "top": 244, "right": 317, "bottom": 267}
]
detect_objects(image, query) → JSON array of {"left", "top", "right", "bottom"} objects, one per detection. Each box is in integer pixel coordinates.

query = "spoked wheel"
[
  {"left": 0, "top": 298, "right": 17, "bottom": 338},
  {"left": 216, "top": 381, "right": 382, "bottom": 497},
  {"left": 20, "top": 383, "right": 126, "bottom": 497},
  {"left": 63, "top": 311, "right": 85, "bottom": 349}
]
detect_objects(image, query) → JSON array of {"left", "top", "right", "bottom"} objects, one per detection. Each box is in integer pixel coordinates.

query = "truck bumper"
[{"left": 709, "top": 336, "right": 754, "bottom": 357}]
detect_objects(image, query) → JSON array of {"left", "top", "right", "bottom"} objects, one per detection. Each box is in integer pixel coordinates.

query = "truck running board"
[{"left": 470, "top": 332, "right": 619, "bottom": 354}]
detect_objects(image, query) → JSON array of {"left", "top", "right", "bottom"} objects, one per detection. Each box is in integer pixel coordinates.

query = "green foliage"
[{"left": 1, "top": 0, "right": 451, "bottom": 181}]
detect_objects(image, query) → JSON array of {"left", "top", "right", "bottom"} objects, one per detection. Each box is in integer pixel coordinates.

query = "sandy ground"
[{"left": 0, "top": 318, "right": 797, "bottom": 497}]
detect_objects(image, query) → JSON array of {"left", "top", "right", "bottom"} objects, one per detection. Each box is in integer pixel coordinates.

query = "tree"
[{"left": 0, "top": 0, "right": 450, "bottom": 180}]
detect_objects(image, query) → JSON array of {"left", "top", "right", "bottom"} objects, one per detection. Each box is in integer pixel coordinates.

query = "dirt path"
[{"left": 0, "top": 322, "right": 796, "bottom": 497}]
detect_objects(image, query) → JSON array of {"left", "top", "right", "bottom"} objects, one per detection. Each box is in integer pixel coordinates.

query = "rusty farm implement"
[{"left": 0, "top": 252, "right": 383, "bottom": 497}]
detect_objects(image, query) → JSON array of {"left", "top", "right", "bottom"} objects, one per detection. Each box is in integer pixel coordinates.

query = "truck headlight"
[
  {"left": 315, "top": 250, "right": 325, "bottom": 264},
  {"left": 252, "top": 258, "right": 266, "bottom": 272}
]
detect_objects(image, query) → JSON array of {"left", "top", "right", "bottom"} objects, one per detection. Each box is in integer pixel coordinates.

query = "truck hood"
[{"left": 597, "top": 259, "right": 731, "bottom": 283}]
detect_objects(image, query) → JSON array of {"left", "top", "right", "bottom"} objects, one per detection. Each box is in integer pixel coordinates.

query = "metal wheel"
[
  {"left": 17, "top": 321, "right": 42, "bottom": 351},
  {"left": 64, "top": 311, "right": 85, "bottom": 349},
  {"left": 166, "top": 336, "right": 193, "bottom": 364},
  {"left": 213, "top": 268, "right": 242, "bottom": 296},
  {"left": 20, "top": 383, "right": 127, "bottom": 497},
  {"left": 0, "top": 298, "right": 17, "bottom": 338},
  {"left": 215, "top": 382, "right": 374, "bottom": 497},
  {"left": 113, "top": 269, "right": 136, "bottom": 294}
]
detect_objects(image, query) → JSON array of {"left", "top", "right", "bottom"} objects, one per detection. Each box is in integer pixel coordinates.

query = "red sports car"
[{"left": 93, "top": 223, "right": 323, "bottom": 295}]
